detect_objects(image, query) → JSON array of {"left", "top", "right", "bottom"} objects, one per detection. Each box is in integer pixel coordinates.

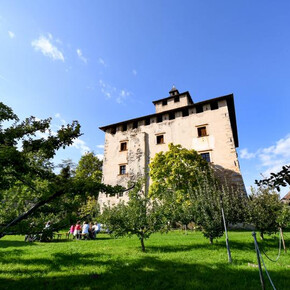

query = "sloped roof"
[{"left": 282, "top": 191, "right": 290, "bottom": 200}]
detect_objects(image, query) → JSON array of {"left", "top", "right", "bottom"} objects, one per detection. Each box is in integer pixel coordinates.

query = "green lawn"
[{"left": 0, "top": 231, "right": 289, "bottom": 289}]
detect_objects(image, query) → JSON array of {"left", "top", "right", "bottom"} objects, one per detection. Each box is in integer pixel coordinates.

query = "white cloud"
[
  {"left": 240, "top": 148, "right": 255, "bottom": 159},
  {"left": 99, "top": 58, "right": 105, "bottom": 66},
  {"left": 54, "top": 113, "right": 66, "bottom": 125},
  {"left": 96, "top": 153, "right": 104, "bottom": 160},
  {"left": 132, "top": 69, "right": 137, "bottom": 76},
  {"left": 32, "top": 34, "right": 64, "bottom": 62},
  {"left": 96, "top": 144, "right": 104, "bottom": 149},
  {"left": 76, "top": 48, "right": 87, "bottom": 64},
  {"left": 8, "top": 31, "right": 15, "bottom": 38},
  {"left": 98, "top": 79, "right": 132, "bottom": 104},
  {"left": 72, "top": 138, "right": 91, "bottom": 155},
  {"left": 241, "top": 134, "right": 290, "bottom": 177}
]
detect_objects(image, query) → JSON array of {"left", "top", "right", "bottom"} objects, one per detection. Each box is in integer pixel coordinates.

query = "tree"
[
  {"left": 149, "top": 143, "right": 248, "bottom": 243},
  {"left": 0, "top": 102, "right": 120, "bottom": 238},
  {"left": 248, "top": 187, "right": 283, "bottom": 239},
  {"left": 255, "top": 165, "right": 290, "bottom": 191},
  {"left": 101, "top": 179, "right": 168, "bottom": 252}
]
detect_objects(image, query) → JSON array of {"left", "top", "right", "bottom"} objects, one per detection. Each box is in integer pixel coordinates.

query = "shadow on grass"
[
  {"left": 0, "top": 255, "right": 289, "bottom": 290},
  {"left": 0, "top": 240, "right": 38, "bottom": 248}
]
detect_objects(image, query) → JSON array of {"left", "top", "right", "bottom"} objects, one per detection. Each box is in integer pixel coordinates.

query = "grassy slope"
[{"left": 0, "top": 231, "right": 289, "bottom": 290}]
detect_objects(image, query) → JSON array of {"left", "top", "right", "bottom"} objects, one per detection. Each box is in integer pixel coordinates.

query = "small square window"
[
  {"left": 120, "top": 142, "right": 127, "bottom": 151},
  {"left": 122, "top": 123, "right": 127, "bottom": 131},
  {"left": 196, "top": 105, "right": 203, "bottom": 113},
  {"left": 119, "top": 165, "right": 126, "bottom": 175},
  {"left": 182, "top": 108, "right": 189, "bottom": 117},
  {"left": 174, "top": 96, "right": 180, "bottom": 102},
  {"left": 156, "top": 135, "right": 164, "bottom": 144},
  {"left": 198, "top": 126, "right": 207, "bottom": 137},
  {"left": 200, "top": 153, "right": 211, "bottom": 162},
  {"left": 162, "top": 99, "right": 167, "bottom": 106},
  {"left": 157, "top": 115, "right": 162, "bottom": 123},
  {"left": 169, "top": 112, "right": 175, "bottom": 120},
  {"left": 133, "top": 121, "right": 138, "bottom": 129},
  {"left": 145, "top": 118, "right": 150, "bottom": 125},
  {"left": 210, "top": 102, "right": 218, "bottom": 110}
]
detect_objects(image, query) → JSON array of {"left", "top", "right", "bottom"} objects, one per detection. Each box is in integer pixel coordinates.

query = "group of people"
[{"left": 68, "top": 221, "right": 101, "bottom": 240}]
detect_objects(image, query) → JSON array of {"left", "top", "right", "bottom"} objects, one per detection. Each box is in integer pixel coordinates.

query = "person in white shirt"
[{"left": 82, "top": 221, "right": 89, "bottom": 239}]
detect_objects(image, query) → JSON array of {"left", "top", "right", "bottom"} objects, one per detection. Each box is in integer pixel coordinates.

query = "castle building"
[{"left": 98, "top": 87, "right": 245, "bottom": 208}]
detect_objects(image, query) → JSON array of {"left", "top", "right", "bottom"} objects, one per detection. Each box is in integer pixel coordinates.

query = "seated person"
[
  {"left": 82, "top": 221, "right": 89, "bottom": 239},
  {"left": 92, "top": 222, "right": 101, "bottom": 239}
]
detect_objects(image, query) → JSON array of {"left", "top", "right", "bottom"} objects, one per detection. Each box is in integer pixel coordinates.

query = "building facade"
[{"left": 98, "top": 87, "right": 245, "bottom": 208}]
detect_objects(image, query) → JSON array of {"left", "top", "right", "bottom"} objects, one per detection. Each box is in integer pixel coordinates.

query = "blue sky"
[{"left": 0, "top": 1, "right": 289, "bottom": 196}]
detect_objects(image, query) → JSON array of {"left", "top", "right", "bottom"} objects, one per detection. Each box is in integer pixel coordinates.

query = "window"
[
  {"left": 133, "top": 121, "right": 138, "bottom": 129},
  {"left": 120, "top": 142, "right": 127, "bottom": 151},
  {"left": 111, "top": 127, "right": 116, "bottom": 134},
  {"left": 196, "top": 105, "right": 203, "bottom": 113},
  {"left": 157, "top": 115, "right": 162, "bottom": 123},
  {"left": 174, "top": 96, "right": 180, "bottom": 102},
  {"left": 162, "top": 99, "right": 167, "bottom": 106},
  {"left": 169, "top": 112, "right": 175, "bottom": 120},
  {"left": 156, "top": 135, "right": 164, "bottom": 144},
  {"left": 200, "top": 153, "right": 211, "bottom": 162},
  {"left": 119, "top": 165, "right": 126, "bottom": 175},
  {"left": 122, "top": 123, "right": 127, "bottom": 131},
  {"left": 145, "top": 118, "right": 150, "bottom": 125},
  {"left": 210, "top": 101, "right": 218, "bottom": 110},
  {"left": 182, "top": 108, "right": 189, "bottom": 117},
  {"left": 197, "top": 126, "right": 207, "bottom": 137}
]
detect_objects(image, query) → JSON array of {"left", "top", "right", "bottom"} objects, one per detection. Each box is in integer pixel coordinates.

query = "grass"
[{"left": 0, "top": 230, "right": 290, "bottom": 289}]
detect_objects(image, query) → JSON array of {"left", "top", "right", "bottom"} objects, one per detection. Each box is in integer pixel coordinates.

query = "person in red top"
[{"left": 73, "top": 221, "right": 81, "bottom": 240}]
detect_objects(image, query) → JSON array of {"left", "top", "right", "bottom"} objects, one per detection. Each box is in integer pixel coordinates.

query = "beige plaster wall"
[{"left": 154, "top": 94, "right": 190, "bottom": 113}]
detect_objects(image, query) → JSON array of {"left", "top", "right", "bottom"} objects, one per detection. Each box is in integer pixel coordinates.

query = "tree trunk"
[
  {"left": 210, "top": 237, "right": 213, "bottom": 245},
  {"left": 140, "top": 237, "right": 146, "bottom": 252},
  {"left": 260, "top": 232, "right": 264, "bottom": 240}
]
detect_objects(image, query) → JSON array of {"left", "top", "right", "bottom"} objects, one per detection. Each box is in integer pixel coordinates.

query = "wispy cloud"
[
  {"left": 0, "top": 73, "right": 8, "bottom": 82},
  {"left": 98, "top": 79, "right": 131, "bottom": 104},
  {"left": 76, "top": 48, "right": 87, "bottom": 64},
  {"left": 132, "top": 69, "right": 137, "bottom": 76},
  {"left": 8, "top": 31, "right": 15, "bottom": 39},
  {"left": 96, "top": 144, "right": 104, "bottom": 149},
  {"left": 116, "top": 89, "right": 130, "bottom": 104},
  {"left": 31, "top": 34, "right": 64, "bottom": 62},
  {"left": 99, "top": 58, "right": 106, "bottom": 66},
  {"left": 72, "top": 138, "right": 91, "bottom": 155},
  {"left": 240, "top": 148, "right": 256, "bottom": 159},
  {"left": 240, "top": 134, "right": 290, "bottom": 176}
]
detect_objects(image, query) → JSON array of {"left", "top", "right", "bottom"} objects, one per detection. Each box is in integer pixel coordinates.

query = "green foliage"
[
  {"left": 149, "top": 143, "right": 213, "bottom": 201},
  {"left": 248, "top": 187, "right": 283, "bottom": 238},
  {"left": 102, "top": 179, "right": 168, "bottom": 251},
  {"left": 255, "top": 165, "right": 290, "bottom": 191},
  {"left": 0, "top": 102, "right": 120, "bottom": 237}
]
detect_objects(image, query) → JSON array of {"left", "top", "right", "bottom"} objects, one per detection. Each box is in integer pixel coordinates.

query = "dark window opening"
[
  {"left": 169, "top": 112, "right": 175, "bottom": 120},
  {"left": 157, "top": 115, "right": 163, "bottom": 123},
  {"left": 210, "top": 101, "right": 218, "bottom": 110},
  {"left": 174, "top": 96, "right": 180, "bottom": 102},
  {"left": 200, "top": 153, "right": 210, "bottom": 162},
  {"left": 111, "top": 127, "right": 116, "bottom": 134},
  {"left": 156, "top": 135, "right": 164, "bottom": 144},
  {"left": 196, "top": 105, "right": 203, "bottom": 113},
  {"left": 119, "top": 165, "right": 126, "bottom": 175},
  {"left": 198, "top": 126, "right": 207, "bottom": 137},
  {"left": 182, "top": 108, "right": 189, "bottom": 117},
  {"left": 162, "top": 99, "right": 167, "bottom": 106},
  {"left": 120, "top": 142, "right": 127, "bottom": 151},
  {"left": 145, "top": 118, "right": 150, "bottom": 125},
  {"left": 122, "top": 123, "right": 127, "bottom": 131},
  {"left": 133, "top": 121, "right": 138, "bottom": 129}
]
